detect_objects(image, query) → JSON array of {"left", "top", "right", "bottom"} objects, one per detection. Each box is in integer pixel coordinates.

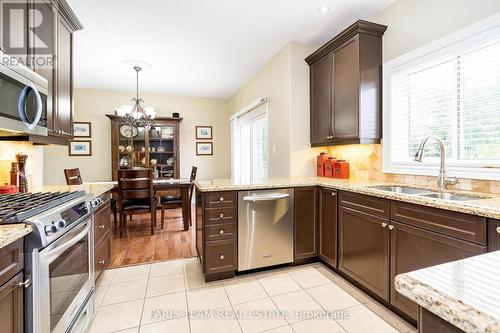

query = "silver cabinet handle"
[
  {"left": 381, "top": 222, "right": 387, "bottom": 228},
  {"left": 98, "top": 225, "right": 105, "bottom": 229},
  {"left": 496, "top": 227, "right": 500, "bottom": 234},
  {"left": 388, "top": 225, "right": 394, "bottom": 230},
  {"left": 98, "top": 260, "right": 105, "bottom": 265},
  {"left": 243, "top": 193, "right": 290, "bottom": 202},
  {"left": 219, "top": 213, "right": 224, "bottom": 218},
  {"left": 219, "top": 197, "right": 224, "bottom": 202},
  {"left": 219, "top": 254, "right": 225, "bottom": 260},
  {"left": 18, "top": 279, "right": 30, "bottom": 288},
  {"left": 219, "top": 230, "right": 224, "bottom": 235},
  {"left": 331, "top": 192, "right": 336, "bottom": 196}
]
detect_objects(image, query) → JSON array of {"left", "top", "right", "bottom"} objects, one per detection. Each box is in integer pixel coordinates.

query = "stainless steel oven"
[{"left": 25, "top": 193, "right": 96, "bottom": 333}]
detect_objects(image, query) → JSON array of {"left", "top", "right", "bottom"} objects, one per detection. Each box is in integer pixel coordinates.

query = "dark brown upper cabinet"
[{"left": 306, "top": 20, "right": 387, "bottom": 147}]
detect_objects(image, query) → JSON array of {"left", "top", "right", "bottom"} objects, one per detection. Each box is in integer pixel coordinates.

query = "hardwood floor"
[{"left": 109, "top": 206, "right": 196, "bottom": 268}]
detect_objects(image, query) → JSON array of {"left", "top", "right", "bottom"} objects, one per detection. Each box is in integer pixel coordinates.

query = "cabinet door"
[
  {"left": 310, "top": 53, "right": 333, "bottom": 145},
  {"left": 0, "top": 272, "right": 24, "bottom": 333},
  {"left": 390, "top": 221, "right": 487, "bottom": 319},
  {"left": 319, "top": 188, "right": 337, "bottom": 267},
  {"left": 294, "top": 187, "right": 318, "bottom": 260},
  {"left": 332, "top": 37, "right": 359, "bottom": 140},
  {"left": 488, "top": 219, "right": 500, "bottom": 252},
  {"left": 339, "top": 206, "right": 389, "bottom": 301},
  {"left": 56, "top": 17, "right": 73, "bottom": 136}
]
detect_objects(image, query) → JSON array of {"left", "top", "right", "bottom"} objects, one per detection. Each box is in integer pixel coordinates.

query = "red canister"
[
  {"left": 324, "top": 158, "right": 338, "bottom": 178},
  {"left": 332, "top": 160, "right": 350, "bottom": 179},
  {"left": 0, "top": 184, "right": 18, "bottom": 194},
  {"left": 316, "top": 152, "right": 329, "bottom": 177}
]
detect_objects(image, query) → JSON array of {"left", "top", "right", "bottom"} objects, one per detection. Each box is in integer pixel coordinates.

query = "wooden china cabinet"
[{"left": 107, "top": 115, "right": 182, "bottom": 180}]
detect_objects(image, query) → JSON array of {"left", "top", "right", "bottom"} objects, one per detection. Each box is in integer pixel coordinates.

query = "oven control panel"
[{"left": 60, "top": 201, "right": 90, "bottom": 226}]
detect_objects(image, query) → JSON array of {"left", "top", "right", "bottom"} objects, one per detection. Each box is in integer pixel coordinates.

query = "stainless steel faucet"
[{"left": 414, "top": 136, "right": 459, "bottom": 191}]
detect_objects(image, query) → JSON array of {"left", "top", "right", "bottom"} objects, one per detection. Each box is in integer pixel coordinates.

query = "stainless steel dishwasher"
[{"left": 238, "top": 188, "right": 294, "bottom": 271}]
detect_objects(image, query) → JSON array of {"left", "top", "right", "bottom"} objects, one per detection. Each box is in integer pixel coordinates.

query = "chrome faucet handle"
[{"left": 445, "top": 176, "right": 459, "bottom": 187}]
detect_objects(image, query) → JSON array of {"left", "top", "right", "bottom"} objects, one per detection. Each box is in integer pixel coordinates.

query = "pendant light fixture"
[{"left": 116, "top": 66, "right": 156, "bottom": 128}]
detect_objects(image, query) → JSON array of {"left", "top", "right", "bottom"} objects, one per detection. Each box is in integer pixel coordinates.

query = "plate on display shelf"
[{"left": 120, "top": 125, "right": 138, "bottom": 138}]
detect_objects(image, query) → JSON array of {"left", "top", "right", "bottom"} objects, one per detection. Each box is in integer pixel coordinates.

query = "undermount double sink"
[{"left": 370, "top": 185, "right": 487, "bottom": 202}]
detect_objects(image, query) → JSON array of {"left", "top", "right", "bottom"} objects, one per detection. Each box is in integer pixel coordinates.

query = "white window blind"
[
  {"left": 231, "top": 102, "right": 268, "bottom": 181},
  {"left": 384, "top": 15, "right": 500, "bottom": 180}
]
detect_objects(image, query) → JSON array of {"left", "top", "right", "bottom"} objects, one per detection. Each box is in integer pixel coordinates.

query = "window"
[
  {"left": 383, "top": 14, "right": 500, "bottom": 180},
  {"left": 231, "top": 99, "right": 268, "bottom": 181}
]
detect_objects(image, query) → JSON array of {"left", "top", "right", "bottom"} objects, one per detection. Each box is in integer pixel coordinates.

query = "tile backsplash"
[
  {"left": 0, "top": 142, "right": 43, "bottom": 188},
  {"left": 314, "top": 144, "right": 500, "bottom": 195}
]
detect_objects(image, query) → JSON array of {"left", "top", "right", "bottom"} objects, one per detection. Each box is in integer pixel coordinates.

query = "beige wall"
[
  {"left": 43, "top": 88, "right": 231, "bottom": 185},
  {"left": 230, "top": 42, "right": 317, "bottom": 177}
]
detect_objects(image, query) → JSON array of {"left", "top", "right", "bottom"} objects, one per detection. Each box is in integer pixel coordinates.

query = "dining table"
[{"left": 85, "top": 178, "right": 192, "bottom": 231}]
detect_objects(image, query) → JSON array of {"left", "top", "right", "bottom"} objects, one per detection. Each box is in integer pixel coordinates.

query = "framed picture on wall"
[
  {"left": 73, "top": 122, "right": 92, "bottom": 137},
  {"left": 69, "top": 140, "right": 92, "bottom": 156},
  {"left": 196, "top": 142, "right": 213, "bottom": 156},
  {"left": 196, "top": 126, "right": 213, "bottom": 140}
]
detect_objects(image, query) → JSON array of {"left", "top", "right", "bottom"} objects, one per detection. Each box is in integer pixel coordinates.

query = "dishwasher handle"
[{"left": 242, "top": 193, "right": 290, "bottom": 202}]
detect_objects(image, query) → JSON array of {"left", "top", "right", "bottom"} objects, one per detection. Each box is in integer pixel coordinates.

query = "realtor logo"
[{"left": 1, "top": 0, "right": 54, "bottom": 67}]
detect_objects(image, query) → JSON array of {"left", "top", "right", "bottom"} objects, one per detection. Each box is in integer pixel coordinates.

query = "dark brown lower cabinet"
[
  {"left": 94, "top": 191, "right": 112, "bottom": 282},
  {"left": 319, "top": 188, "right": 337, "bottom": 267},
  {"left": 294, "top": 187, "right": 318, "bottom": 260},
  {"left": 339, "top": 206, "right": 389, "bottom": 301},
  {"left": 0, "top": 272, "right": 24, "bottom": 333},
  {"left": 488, "top": 219, "right": 500, "bottom": 251},
  {"left": 419, "top": 308, "right": 466, "bottom": 333},
  {"left": 390, "top": 221, "right": 487, "bottom": 319}
]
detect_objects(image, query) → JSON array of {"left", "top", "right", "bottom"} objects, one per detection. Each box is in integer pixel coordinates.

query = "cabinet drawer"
[
  {"left": 204, "top": 192, "right": 237, "bottom": 208},
  {"left": 0, "top": 239, "right": 23, "bottom": 287},
  {"left": 94, "top": 235, "right": 111, "bottom": 282},
  {"left": 205, "top": 240, "right": 237, "bottom": 274},
  {"left": 94, "top": 201, "right": 111, "bottom": 246},
  {"left": 339, "top": 191, "right": 389, "bottom": 218},
  {"left": 205, "top": 223, "right": 237, "bottom": 242},
  {"left": 98, "top": 191, "right": 111, "bottom": 204},
  {"left": 205, "top": 207, "right": 237, "bottom": 225},
  {"left": 391, "top": 201, "right": 486, "bottom": 245}
]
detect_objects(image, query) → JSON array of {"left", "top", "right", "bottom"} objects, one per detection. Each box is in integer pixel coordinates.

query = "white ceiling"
[{"left": 67, "top": 0, "right": 393, "bottom": 98}]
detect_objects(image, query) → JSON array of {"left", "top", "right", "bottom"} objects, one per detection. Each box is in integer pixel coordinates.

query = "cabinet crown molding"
[
  {"left": 305, "top": 19, "right": 387, "bottom": 65},
  {"left": 55, "top": 0, "right": 84, "bottom": 31}
]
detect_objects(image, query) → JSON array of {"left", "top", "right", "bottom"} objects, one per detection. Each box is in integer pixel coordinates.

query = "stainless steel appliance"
[
  {"left": 238, "top": 189, "right": 294, "bottom": 271},
  {"left": 0, "top": 191, "right": 102, "bottom": 333},
  {"left": 0, "top": 52, "right": 48, "bottom": 136}
]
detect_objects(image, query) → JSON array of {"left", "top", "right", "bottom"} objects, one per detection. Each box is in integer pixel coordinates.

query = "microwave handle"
[
  {"left": 18, "top": 82, "right": 42, "bottom": 130},
  {"left": 44, "top": 221, "right": 91, "bottom": 263}
]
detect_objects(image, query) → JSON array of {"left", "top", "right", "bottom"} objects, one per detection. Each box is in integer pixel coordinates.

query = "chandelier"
[{"left": 116, "top": 66, "right": 155, "bottom": 128}]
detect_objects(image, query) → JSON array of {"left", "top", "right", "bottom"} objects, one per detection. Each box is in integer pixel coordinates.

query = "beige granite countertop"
[
  {"left": 195, "top": 176, "right": 500, "bottom": 219},
  {"left": 0, "top": 224, "right": 32, "bottom": 249},
  {"left": 395, "top": 251, "right": 500, "bottom": 333},
  {"left": 30, "top": 183, "right": 115, "bottom": 197}
]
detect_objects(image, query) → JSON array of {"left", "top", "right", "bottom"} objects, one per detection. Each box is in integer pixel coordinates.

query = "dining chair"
[
  {"left": 64, "top": 168, "right": 118, "bottom": 226},
  {"left": 160, "top": 166, "right": 197, "bottom": 229},
  {"left": 117, "top": 168, "right": 156, "bottom": 238}
]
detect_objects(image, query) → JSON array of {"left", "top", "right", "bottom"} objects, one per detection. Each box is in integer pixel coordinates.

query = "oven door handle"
[{"left": 44, "top": 221, "right": 91, "bottom": 263}]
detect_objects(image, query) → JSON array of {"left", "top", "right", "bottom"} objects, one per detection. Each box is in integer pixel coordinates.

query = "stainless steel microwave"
[{"left": 0, "top": 53, "right": 48, "bottom": 136}]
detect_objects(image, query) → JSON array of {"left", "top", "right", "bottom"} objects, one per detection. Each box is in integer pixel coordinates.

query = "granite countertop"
[
  {"left": 395, "top": 251, "right": 500, "bottom": 333},
  {"left": 0, "top": 224, "right": 32, "bottom": 249},
  {"left": 194, "top": 176, "right": 500, "bottom": 219},
  {"left": 30, "top": 183, "right": 115, "bottom": 197}
]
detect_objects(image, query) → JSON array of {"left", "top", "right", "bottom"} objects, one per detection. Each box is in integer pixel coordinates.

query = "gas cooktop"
[{"left": 0, "top": 191, "right": 86, "bottom": 224}]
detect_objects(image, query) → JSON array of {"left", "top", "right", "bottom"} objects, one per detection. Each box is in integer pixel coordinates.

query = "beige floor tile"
[
  {"left": 141, "top": 292, "right": 188, "bottom": 325},
  {"left": 291, "top": 318, "right": 345, "bottom": 333},
  {"left": 112, "top": 265, "right": 151, "bottom": 283},
  {"left": 333, "top": 279, "right": 374, "bottom": 304},
  {"left": 272, "top": 289, "right": 325, "bottom": 324},
  {"left": 185, "top": 269, "right": 221, "bottom": 290},
  {"left": 364, "top": 301, "right": 416, "bottom": 333},
  {"left": 146, "top": 273, "right": 185, "bottom": 297},
  {"left": 224, "top": 279, "right": 268, "bottom": 305},
  {"left": 187, "top": 285, "right": 231, "bottom": 311},
  {"left": 115, "top": 328, "right": 139, "bottom": 333},
  {"left": 258, "top": 273, "right": 302, "bottom": 296},
  {"left": 314, "top": 266, "right": 343, "bottom": 283},
  {"left": 183, "top": 257, "right": 202, "bottom": 273},
  {"left": 150, "top": 259, "right": 184, "bottom": 277},
  {"left": 264, "top": 325, "right": 294, "bottom": 333},
  {"left": 336, "top": 304, "right": 400, "bottom": 333},
  {"left": 306, "top": 283, "right": 360, "bottom": 311},
  {"left": 139, "top": 316, "right": 190, "bottom": 333},
  {"left": 101, "top": 279, "right": 148, "bottom": 306},
  {"left": 94, "top": 284, "right": 109, "bottom": 309},
  {"left": 233, "top": 298, "right": 288, "bottom": 333},
  {"left": 222, "top": 273, "right": 257, "bottom": 286},
  {"left": 289, "top": 267, "right": 332, "bottom": 289},
  {"left": 88, "top": 299, "right": 143, "bottom": 333},
  {"left": 189, "top": 306, "right": 242, "bottom": 333},
  {"left": 96, "top": 269, "right": 117, "bottom": 287}
]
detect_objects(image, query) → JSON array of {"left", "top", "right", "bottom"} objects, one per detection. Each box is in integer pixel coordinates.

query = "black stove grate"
[{"left": 0, "top": 191, "right": 86, "bottom": 224}]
